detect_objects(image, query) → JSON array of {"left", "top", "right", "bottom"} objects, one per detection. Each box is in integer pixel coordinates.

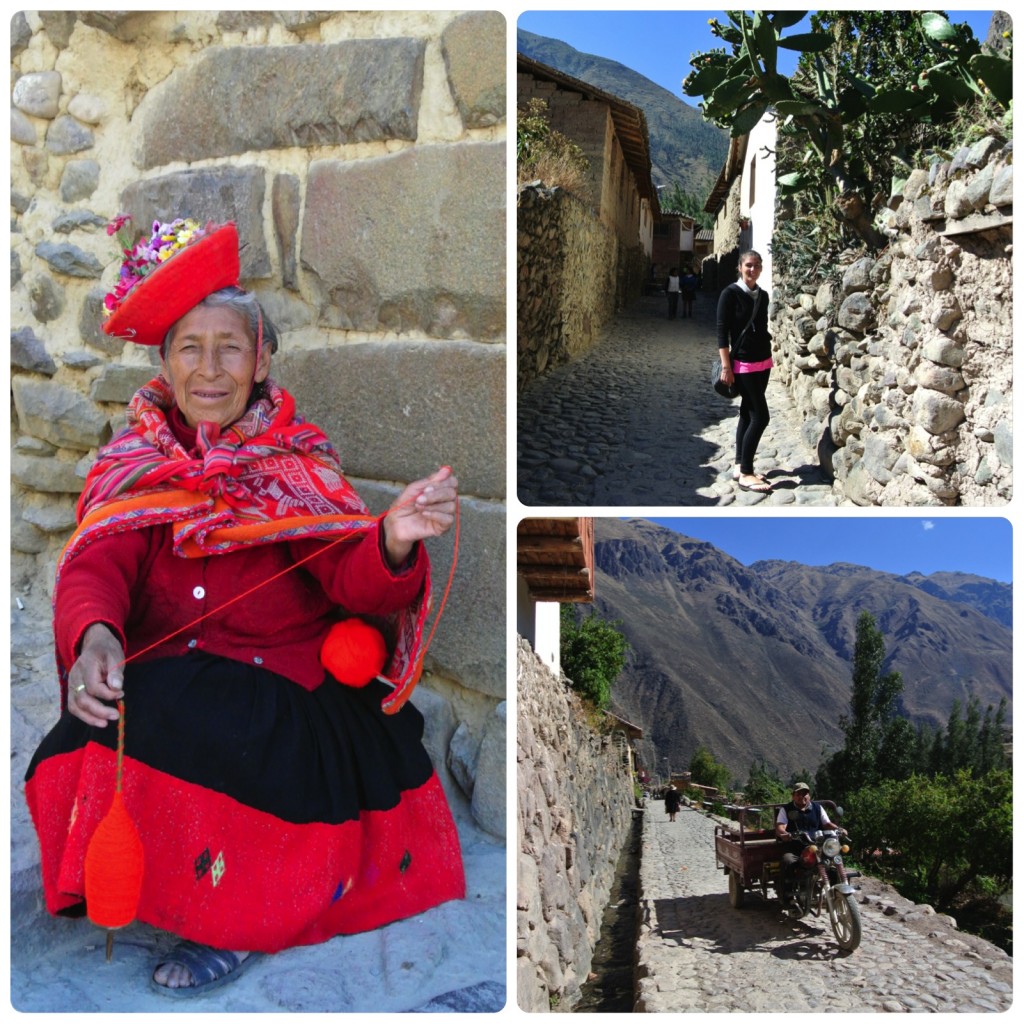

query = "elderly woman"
[
  {"left": 24, "top": 218, "right": 465, "bottom": 996},
  {"left": 716, "top": 250, "right": 773, "bottom": 493}
]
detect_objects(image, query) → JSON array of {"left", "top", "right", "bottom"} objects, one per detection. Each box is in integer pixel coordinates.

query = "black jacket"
[{"left": 716, "top": 283, "right": 771, "bottom": 362}]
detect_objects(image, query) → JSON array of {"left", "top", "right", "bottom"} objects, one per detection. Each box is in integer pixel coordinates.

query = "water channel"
[{"left": 572, "top": 810, "right": 643, "bottom": 1012}]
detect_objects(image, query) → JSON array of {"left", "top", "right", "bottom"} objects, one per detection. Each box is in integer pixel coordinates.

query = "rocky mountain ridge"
[{"left": 589, "top": 519, "right": 1011, "bottom": 783}]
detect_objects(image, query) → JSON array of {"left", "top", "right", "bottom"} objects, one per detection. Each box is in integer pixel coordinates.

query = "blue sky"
[
  {"left": 518, "top": 10, "right": 998, "bottom": 100},
  {"left": 644, "top": 517, "right": 1012, "bottom": 582}
]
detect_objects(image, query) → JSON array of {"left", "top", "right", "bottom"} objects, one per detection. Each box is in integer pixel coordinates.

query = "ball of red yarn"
[
  {"left": 320, "top": 618, "right": 388, "bottom": 687},
  {"left": 84, "top": 790, "right": 145, "bottom": 929}
]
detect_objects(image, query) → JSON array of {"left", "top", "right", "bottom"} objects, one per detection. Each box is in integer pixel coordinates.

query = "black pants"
[
  {"left": 734, "top": 368, "right": 771, "bottom": 474},
  {"left": 667, "top": 292, "right": 679, "bottom": 318}
]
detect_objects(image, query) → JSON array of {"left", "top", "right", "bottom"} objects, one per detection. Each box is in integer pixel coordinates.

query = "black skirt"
[{"left": 25, "top": 652, "right": 465, "bottom": 951}]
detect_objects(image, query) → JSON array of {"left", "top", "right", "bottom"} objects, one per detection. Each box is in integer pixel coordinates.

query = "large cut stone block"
[
  {"left": 12, "top": 377, "right": 111, "bottom": 451},
  {"left": 135, "top": 39, "right": 425, "bottom": 168},
  {"left": 275, "top": 339, "right": 504, "bottom": 499},
  {"left": 301, "top": 144, "right": 505, "bottom": 338},
  {"left": 442, "top": 11, "right": 506, "bottom": 129},
  {"left": 348, "top": 482, "right": 505, "bottom": 700},
  {"left": 118, "top": 167, "right": 269, "bottom": 279}
]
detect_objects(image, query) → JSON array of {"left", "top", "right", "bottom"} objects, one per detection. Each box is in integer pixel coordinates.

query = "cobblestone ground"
[
  {"left": 635, "top": 804, "right": 1012, "bottom": 1013},
  {"left": 517, "top": 293, "right": 836, "bottom": 507}
]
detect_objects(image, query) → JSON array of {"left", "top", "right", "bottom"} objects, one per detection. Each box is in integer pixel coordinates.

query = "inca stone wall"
[
  {"left": 517, "top": 637, "right": 635, "bottom": 1011},
  {"left": 771, "top": 138, "right": 1012, "bottom": 506},
  {"left": 517, "top": 183, "right": 618, "bottom": 390},
  {"left": 10, "top": 10, "right": 506, "bottom": 836}
]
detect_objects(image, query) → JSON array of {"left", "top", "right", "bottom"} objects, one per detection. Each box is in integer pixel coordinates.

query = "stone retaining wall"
[
  {"left": 517, "top": 637, "right": 635, "bottom": 1011},
  {"left": 517, "top": 183, "right": 618, "bottom": 391},
  {"left": 770, "top": 137, "right": 1012, "bottom": 506},
  {"left": 10, "top": 10, "right": 506, "bottom": 835}
]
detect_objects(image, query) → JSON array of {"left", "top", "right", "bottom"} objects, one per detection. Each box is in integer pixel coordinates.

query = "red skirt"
[{"left": 24, "top": 652, "right": 465, "bottom": 953}]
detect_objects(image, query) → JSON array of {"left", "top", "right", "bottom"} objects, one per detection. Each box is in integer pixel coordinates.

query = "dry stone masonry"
[
  {"left": 517, "top": 184, "right": 618, "bottom": 390},
  {"left": 517, "top": 638, "right": 636, "bottom": 1011},
  {"left": 10, "top": 10, "right": 506, "bottom": 839},
  {"left": 771, "top": 138, "right": 1012, "bottom": 505}
]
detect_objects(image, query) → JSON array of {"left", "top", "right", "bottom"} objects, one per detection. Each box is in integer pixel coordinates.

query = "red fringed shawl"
[{"left": 57, "top": 377, "right": 431, "bottom": 712}]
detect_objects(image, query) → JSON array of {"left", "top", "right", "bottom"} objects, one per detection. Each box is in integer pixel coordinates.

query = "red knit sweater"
[{"left": 55, "top": 523, "right": 427, "bottom": 690}]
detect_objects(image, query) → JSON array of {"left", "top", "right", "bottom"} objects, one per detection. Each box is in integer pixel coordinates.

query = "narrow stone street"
[
  {"left": 635, "top": 802, "right": 1012, "bottom": 1013},
  {"left": 517, "top": 292, "right": 835, "bottom": 507}
]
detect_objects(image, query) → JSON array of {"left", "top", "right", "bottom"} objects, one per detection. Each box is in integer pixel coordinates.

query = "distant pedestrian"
[
  {"left": 664, "top": 784, "right": 681, "bottom": 822},
  {"left": 716, "top": 250, "right": 773, "bottom": 493},
  {"left": 666, "top": 268, "right": 680, "bottom": 319},
  {"left": 680, "top": 268, "right": 698, "bottom": 318}
]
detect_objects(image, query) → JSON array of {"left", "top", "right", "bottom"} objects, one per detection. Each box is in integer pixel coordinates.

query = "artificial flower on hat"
[{"left": 102, "top": 215, "right": 241, "bottom": 346}]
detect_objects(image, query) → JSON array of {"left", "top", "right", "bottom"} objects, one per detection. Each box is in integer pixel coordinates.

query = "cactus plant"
[{"left": 684, "top": 11, "right": 1012, "bottom": 249}]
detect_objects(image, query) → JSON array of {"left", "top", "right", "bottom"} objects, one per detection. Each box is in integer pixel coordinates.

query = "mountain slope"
[
  {"left": 517, "top": 28, "right": 728, "bottom": 194},
  {"left": 588, "top": 519, "right": 1012, "bottom": 785}
]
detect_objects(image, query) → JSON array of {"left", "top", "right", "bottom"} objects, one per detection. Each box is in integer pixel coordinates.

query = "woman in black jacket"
[{"left": 716, "top": 250, "right": 773, "bottom": 493}]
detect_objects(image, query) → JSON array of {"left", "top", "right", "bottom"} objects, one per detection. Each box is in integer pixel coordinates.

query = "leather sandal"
[{"left": 150, "top": 940, "right": 261, "bottom": 998}]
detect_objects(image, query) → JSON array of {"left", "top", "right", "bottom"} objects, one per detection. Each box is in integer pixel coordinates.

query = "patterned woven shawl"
[{"left": 56, "top": 376, "right": 430, "bottom": 713}]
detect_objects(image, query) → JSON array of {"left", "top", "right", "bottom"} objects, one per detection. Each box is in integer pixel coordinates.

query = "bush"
[
  {"left": 517, "top": 98, "right": 593, "bottom": 201},
  {"left": 846, "top": 768, "right": 1011, "bottom": 912},
  {"left": 560, "top": 605, "right": 629, "bottom": 712}
]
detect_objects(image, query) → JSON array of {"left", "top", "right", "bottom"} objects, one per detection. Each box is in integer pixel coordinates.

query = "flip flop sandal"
[
  {"left": 149, "top": 940, "right": 262, "bottom": 999},
  {"left": 737, "top": 478, "right": 772, "bottom": 493}
]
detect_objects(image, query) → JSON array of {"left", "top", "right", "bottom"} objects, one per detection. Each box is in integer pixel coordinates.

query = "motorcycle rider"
[{"left": 775, "top": 782, "right": 843, "bottom": 906}]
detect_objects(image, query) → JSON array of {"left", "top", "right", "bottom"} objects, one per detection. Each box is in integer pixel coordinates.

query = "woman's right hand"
[
  {"left": 720, "top": 362, "right": 734, "bottom": 386},
  {"left": 67, "top": 623, "right": 124, "bottom": 727}
]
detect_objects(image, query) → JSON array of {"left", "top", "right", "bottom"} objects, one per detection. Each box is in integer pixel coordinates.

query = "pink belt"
[{"left": 733, "top": 357, "right": 773, "bottom": 373}]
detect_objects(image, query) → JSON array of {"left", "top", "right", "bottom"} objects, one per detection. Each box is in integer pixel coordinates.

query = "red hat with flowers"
[{"left": 102, "top": 216, "right": 241, "bottom": 346}]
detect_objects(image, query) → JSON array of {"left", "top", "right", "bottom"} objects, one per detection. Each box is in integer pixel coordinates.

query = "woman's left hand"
[{"left": 382, "top": 466, "right": 458, "bottom": 568}]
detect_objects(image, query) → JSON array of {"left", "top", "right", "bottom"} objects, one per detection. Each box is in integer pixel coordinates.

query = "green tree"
[
  {"left": 977, "top": 697, "right": 1009, "bottom": 774},
  {"left": 847, "top": 768, "right": 1011, "bottom": 911},
  {"left": 559, "top": 604, "right": 630, "bottom": 711},
  {"left": 821, "top": 611, "right": 904, "bottom": 798},
  {"left": 689, "top": 745, "right": 732, "bottom": 795},
  {"left": 744, "top": 760, "right": 789, "bottom": 806}
]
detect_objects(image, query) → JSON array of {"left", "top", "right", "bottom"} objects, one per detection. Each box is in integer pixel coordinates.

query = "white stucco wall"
[
  {"left": 741, "top": 113, "right": 777, "bottom": 293},
  {"left": 534, "top": 602, "right": 562, "bottom": 674}
]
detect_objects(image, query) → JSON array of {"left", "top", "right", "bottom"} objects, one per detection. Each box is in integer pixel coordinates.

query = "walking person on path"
[
  {"left": 716, "top": 250, "right": 773, "bottom": 493},
  {"left": 666, "top": 268, "right": 680, "bottom": 319},
  {"left": 680, "top": 267, "right": 698, "bottom": 318},
  {"left": 664, "top": 784, "right": 681, "bottom": 822}
]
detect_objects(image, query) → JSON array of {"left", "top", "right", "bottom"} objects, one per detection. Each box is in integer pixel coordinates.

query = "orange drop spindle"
[
  {"left": 84, "top": 790, "right": 144, "bottom": 929},
  {"left": 84, "top": 699, "right": 144, "bottom": 933}
]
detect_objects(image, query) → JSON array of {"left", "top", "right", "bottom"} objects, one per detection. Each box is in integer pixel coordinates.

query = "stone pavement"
[
  {"left": 517, "top": 292, "right": 836, "bottom": 507},
  {"left": 9, "top": 579, "right": 506, "bottom": 1013},
  {"left": 635, "top": 802, "right": 1012, "bottom": 1013}
]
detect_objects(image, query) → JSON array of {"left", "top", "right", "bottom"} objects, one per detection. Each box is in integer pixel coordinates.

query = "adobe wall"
[
  {"left": 517, "top": 183, "right": 618, "bottom": 389},
  {"left": 770, "top": 138, "right": 1012, "bottom": 506},
  {"left": 517, "top": 637, "right": 635, "bottom": 1011},
  {"left": 10, "top": 10, "right": 506, "bottom": 834}
]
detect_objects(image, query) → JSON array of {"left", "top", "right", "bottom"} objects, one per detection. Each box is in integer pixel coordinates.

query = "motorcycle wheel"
[
  {"left": 728, "top": 870, "right": 745, "bottom": 908},
  {"left": 829, "top": 892, "right": 862, "bottom": 951}
]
